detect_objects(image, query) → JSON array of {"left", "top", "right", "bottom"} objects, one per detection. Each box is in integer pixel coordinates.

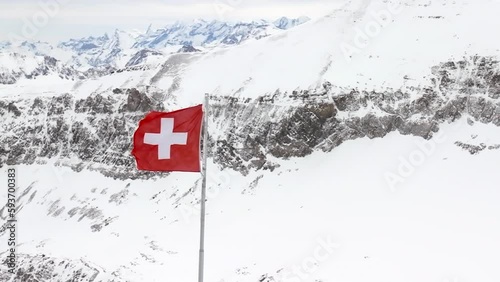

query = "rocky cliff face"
[
  {"left": 0, "top": 254, "right": 121, "bottom": 282},
  {"left": 1, "top": 56, "right": 499, "bottom": 179}
]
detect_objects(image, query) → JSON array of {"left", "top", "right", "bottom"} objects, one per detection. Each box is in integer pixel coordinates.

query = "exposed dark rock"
[
  {"left": 0, "top": 56, "right": 499, "bottom": 179},
  {"left": 177, "top": 45, "right": 201, "bottom": 53},
  {"left": 126, "top": 49, "right": 163, "bottom": 67},
  {"left": 120, "top": 88, "right": 163, "bottom": 112},
  {"left": 7, "top": 102, "right": 21, "bottom": 117},
  {"left": 455, "top": 141, "right": 487, "bottom": 154},
  {"left": 488, "top": 144, "right": 500, "bottom": 150},
  {"left": 0, "top": 254, "right": 123, "bottom": 282},
  {"left": 75, "top": 94, "right": 114, "bottom": 114}
]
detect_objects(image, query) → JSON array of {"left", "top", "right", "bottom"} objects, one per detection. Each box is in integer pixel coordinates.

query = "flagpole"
[{"left": 198, "top": 93, "right": 209, "bottom": 282}]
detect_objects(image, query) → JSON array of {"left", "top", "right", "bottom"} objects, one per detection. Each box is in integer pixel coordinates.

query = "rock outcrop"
[{"left": 1, "top": 57, "right": 499, "bottom": 178}]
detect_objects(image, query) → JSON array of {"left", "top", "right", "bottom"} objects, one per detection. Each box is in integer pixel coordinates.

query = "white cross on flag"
[{"left": 131, "top": 105, "right": 203, "bottom": 172}]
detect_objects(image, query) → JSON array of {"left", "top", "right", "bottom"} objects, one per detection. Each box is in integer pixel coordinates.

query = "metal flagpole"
[{"left": 198, "top": 93, "right": 209, "bottom": 282}]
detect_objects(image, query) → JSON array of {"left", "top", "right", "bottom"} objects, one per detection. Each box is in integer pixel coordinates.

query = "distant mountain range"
[{"left": 0, "top": 16, "right": 310, "bottom": 84}]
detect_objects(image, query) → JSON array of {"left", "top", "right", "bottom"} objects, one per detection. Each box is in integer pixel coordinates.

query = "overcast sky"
[{"left": 0, "top": 0, "right": 343, "bottom": 43}]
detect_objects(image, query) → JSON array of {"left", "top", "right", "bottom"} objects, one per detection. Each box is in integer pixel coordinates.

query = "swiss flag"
[{"left": 132, "top": 105, "right": 203, "bottom": 172}]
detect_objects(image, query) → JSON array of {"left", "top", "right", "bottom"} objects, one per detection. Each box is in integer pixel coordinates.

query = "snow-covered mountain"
[
  {"left": 58, "top": 29, "right": 143, "bottom": 70},
  {"left": 0, "top": 52, "right": 83, "bottom": 85},
  {"left": 273, "top": 16, "right": 311, "bottom": 30},
  {"left": 131, "top": 19, "right": 273, "bottom": 49},
  {"left": 1, "top": 0, "right": 500, "bottom": 281},
  {"left": 0, "top": 16, "right": 310, "bottom": 81}
]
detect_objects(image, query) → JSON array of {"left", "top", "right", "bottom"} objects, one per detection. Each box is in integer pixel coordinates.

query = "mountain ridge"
[
  {"left": 0, "top": 16, "right": 310, "bottom": 80},
  {"left": 1, "top": 0, "right": 500, "bottom": 281}
]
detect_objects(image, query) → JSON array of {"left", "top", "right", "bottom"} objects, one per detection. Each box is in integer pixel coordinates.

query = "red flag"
[{"left": 132, "top": 105, "right": 203, "bottom": 172}]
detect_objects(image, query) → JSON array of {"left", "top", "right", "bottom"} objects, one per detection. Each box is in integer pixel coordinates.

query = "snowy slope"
[
  {"left": 1, "top": 119, "right": 500, "bottom": 282},
  {"left": 10, "top": 0, "right": 495, "bottom": 106},
  {"left": 151, "top": 0, "right": 500, "bottom": 105},
  {"left": 0, "top": 0, "right": 500, "bottom": 281}
]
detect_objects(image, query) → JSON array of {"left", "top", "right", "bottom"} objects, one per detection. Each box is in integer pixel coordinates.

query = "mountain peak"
[
  {"left": 273, "top": 16, "right": 311, "bottom": 30},
  {"left": 4, "top": 17, "right": 310, "bottom": 72}
]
